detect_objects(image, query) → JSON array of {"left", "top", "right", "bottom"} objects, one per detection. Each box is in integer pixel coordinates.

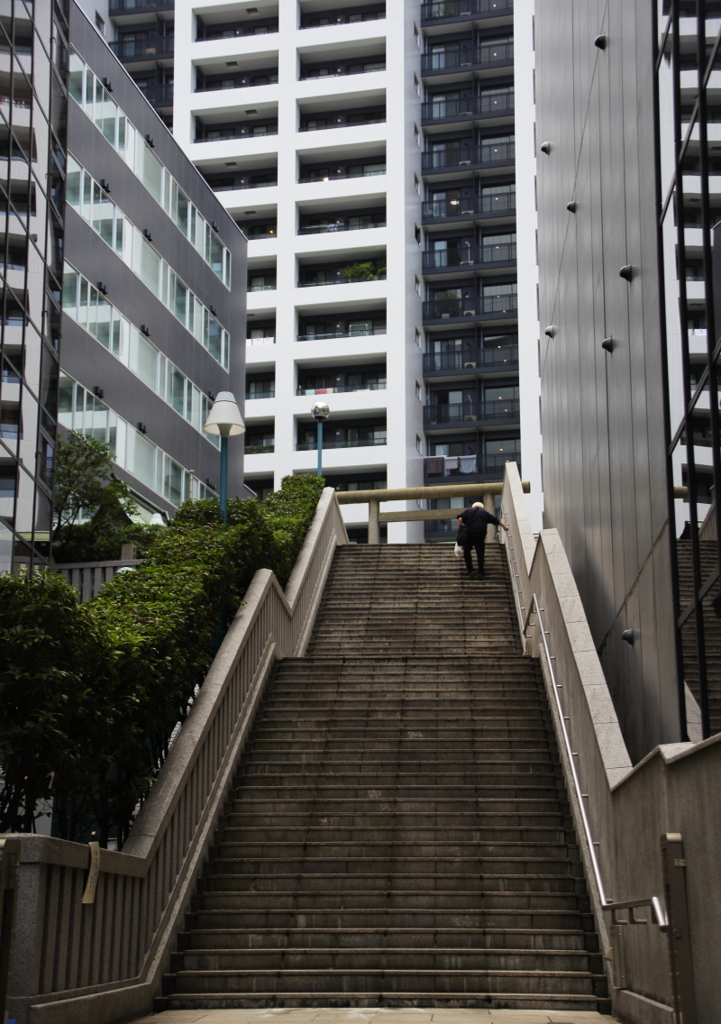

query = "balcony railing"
[
  {"left": 423, "top": 345, "right": 518, "bottom": 372},
  {"left": 422, "top": 141, "right": 515, "bottom": 172},
  {"left": 423, "top": 294, "right": 517, "bottom": 319},
  {"left": 421, "top": 41, "right": 513, "bottom": 73},
  {"left": 297, "top": 383, "right": 386, "bottom": 395},
  {"left": 110, "top": 36, "right": 174, "bottom": 61},
  {"left": 245, "top": 444, "right": 275, "bottom": 454},
  {"left": 421, "top": 0, "right": 513, "bottom": 20},
  {"left": 298, "top": 220, "right": 386, "bottom": 235},
  {"left": 246, "top": 336, "right": 276, "bottom": 346},
  {"left": 136, "top": 83, "right": 173, "bottom": 107},
  {"left": 299, "top": 114, "right": 386, "bottom": 132},
  {"left": 248, "top": 283, "right": 276, "bottom": 291},
  {"left": 299, "top": 166, "right": 386, "bottom": 183},
  {"left": 110, "top": 0, "right": 173, "bottom": 12},
  {"left": 196, "top": 75, "right": 278, "bottom": 93},
  {"left": 297, "top": 326, "right": 386, "bottom": 341},
  {"left": 297, "top": 437, "right": 387, "bottom": 451},
  {"left": 424, "top": 399, "right": 519, "bottom": 427},
  {"left": 424, "top": 452, "right": 519, "bottom": 478},
  {"left": 195, "top": 124, "right": 278, "bottom": 143},
  {"left": 246, "top": 387, "right": 275, "bottom": 400},
  {"left": 197, "top": 22, "right": 279, "bottom": 40},
  {"left": 422, "top": 242, "right": 516, "bottom": 271},
  {"left": 421, "top": 93, "right": 514, "bottom": 121},
  {"left": 300, "top": 10, "right": 386, "bottom": 27},
  {"left": 298, "top": 273, "right": 386, "bottom": 287},
  {"left": 422, "top": 193, "right": 516, "bottom": 221},
  {"left": 300, "top": 63, "right": 386, "bottom": 80}
]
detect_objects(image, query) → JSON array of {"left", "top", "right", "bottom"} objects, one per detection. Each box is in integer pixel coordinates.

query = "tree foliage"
[{"left": 0, "top": 474, "right": 325, "bottom": 843}]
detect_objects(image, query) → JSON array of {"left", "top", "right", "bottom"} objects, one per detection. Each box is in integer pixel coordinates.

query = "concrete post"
[
  {"left": 483, "top": 490, "right": 496, "bottom": 542},
  {"left": 368, "top": 500, "right": 380, "bottom": 545}
]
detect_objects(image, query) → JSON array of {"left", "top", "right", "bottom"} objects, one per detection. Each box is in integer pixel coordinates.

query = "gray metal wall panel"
[{"left": 537, "top": 0, "right": 679, "bottom": 761}]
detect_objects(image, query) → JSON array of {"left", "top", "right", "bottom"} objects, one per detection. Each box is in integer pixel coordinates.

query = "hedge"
[{"left": 0, "top": 474, "right": 325, "bottom": 844}]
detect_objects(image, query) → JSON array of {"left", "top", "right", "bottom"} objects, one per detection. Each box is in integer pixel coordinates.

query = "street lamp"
[
  {"left": 311, "top": 401, "right": 329, "bottom": 477},
  {"left": 203, "top": 391, "right": 245, "bottom": 525}
]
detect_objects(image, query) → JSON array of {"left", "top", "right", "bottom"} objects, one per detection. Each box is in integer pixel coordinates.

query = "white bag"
[{"left": 453, "top": 543, "right": 464, "bottom": 558}]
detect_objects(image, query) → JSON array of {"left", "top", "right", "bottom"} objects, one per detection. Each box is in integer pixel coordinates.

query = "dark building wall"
[
  {"left": 64, "top": 1, "right": 246, "bottom": 510},
  {"left": 536, "top": 0, "right": 679, "bottom": 761}
]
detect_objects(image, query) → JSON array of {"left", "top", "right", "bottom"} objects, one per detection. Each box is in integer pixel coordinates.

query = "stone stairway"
[
  {"left": 162, "top": 543, "right": 609, "bottom": 1012},
  {"left": 677, "top": 539, "right": 721, "bottom": 735}
]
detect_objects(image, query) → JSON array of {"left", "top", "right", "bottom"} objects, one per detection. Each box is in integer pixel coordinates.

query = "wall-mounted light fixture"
[
  {"left": 145, "top": 134, "right": 155, "bottom": 148},
  {"left": 594, "top": 34, "right": 607, "bottom": 49},
  {"left": 621, "top": 628, "right": 635, "bottom": 645},
  {"left": 544, "top": 325, "right": 557, "bottom": 338},
  {"left": 143, "top": 228, "right": 153, "bottom": 242},
  {"left": 140, "top": 324, "right": 151, "bottom": 336},
  {"left": 540, "top": 141, "right": 552, "bottom": 155},
  {"left": 97, "top": 282, "right": 107, "bottom": 295},
  {"left": 619, "top": 264, "right": 634, "bottom": 282},
  {"left": 601, "top": 337, "right": 614, "bottom": 352},
  {"left": 138, "top": 422, "right": 147, "bottom": 434},
  {"left": 93, "top": 386, "right": 104, "bottom": 399},
  {"left": 567, "top": 201, "right": 577, "bottom": 213},
  {"left": 100, "top": 179, "right": 111, "bottom": 193}
]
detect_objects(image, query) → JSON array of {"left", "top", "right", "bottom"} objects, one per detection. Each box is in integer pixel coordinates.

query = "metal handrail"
[
  {"left": 499, "top": 507, "right": 526, "bottom": 642},
  {"left": 531, "top": 593, "right": 668, "bottom": 925}
]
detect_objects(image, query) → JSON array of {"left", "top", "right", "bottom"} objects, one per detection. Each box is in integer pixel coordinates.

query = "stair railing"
[
  {"left": 3, "top": 488, "right": 347, "bottom": 1024},
  {"left": 501, "top": 462, "right": 701, "bottom": 1024}
]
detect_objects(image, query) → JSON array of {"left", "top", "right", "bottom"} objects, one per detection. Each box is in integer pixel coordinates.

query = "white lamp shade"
[{"left": 204, "top": 391, "right": 246, "bottom": 437}]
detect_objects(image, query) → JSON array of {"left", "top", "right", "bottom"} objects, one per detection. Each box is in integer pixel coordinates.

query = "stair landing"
[{"left": 132, "top": 1008, "right": 616, "bottom": 1023}]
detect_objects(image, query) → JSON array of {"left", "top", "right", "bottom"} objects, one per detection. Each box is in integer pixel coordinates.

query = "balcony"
[
  {"left": 195, "top": 120, "right": 278, "bottom": 143},
  {"left": 297, "top": 383, "right": 386, "bottom": 396},
  {"left": 423, "top": 292, "right": 517, "bottom": 321},
  {"left": 109, "top": 0, "right": 173, "bottom": 12},
  {"left": 245, "top": 443, "right": 275, "bottom": 454},
  {"left": 299, "top": 162, "right": 386, "bottom": 184},
  {"left": 423, "top": 452, "right": 519, "bottom": 478},
  {"left": 300, "top": 58, "right": 385, "bottom": 80},
  {"left": 136, "top": 82, "right": 173, "bottom": 108},
  {"left": 246, "top": 336, "right": 276, "bottom": 346},
  {"left": 299, "top": 108, "right": 386, "bottom": 132},
  {"left": 423, "top": 344, "right": 518, "bottom": 373},
  {"left": 195, "top": 70, "right": 278, "bottom": 93},
  {"left": 297, "top": 437, "right": 387, "bottom": 451},
  {"left": 422, "top": 191, "right": 516, "bottom": 223},
  {"left": 246, "top": 385, "right": 275, "bottom": 400},
  {"left": 424, "top": 399, "right": 519, "bottom": 428},
  {"left": 421, "top": 40, "right": 513, "bottom": 75},
  {"left": 196, "top": 19, "right": 279, "bottom": 40},
  {"left": 110, "top": 35, "right": 174, "bottom": 62},
  {"left": 298, "top": 259, "right": 386, "bottom": 288},
  {"left": 422, "top": 241, "right": 516, "bottom": 273},
  {"left": 421, "top": 0, "right": 513, "bottom": 22},
  {"left": 421, "top": 92, "right": 514, "bottom": 125},
  {"left": 300, "top": 6, "right": 385, "bottom": 28},
  {"left": 297, "top": 325, "right": 386, "bottom": 342},
  {"left": 422, "top": 140, "right": 515, "bottom": 174},
  {"left": 298, "top": 214, "right": 386, "bottom": 235}
]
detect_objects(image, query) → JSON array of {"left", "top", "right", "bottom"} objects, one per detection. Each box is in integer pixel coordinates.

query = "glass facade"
[
  {"left": 58, "top": 371, "right": 214, "bottom": 505},
  {"left": 0, "top": 0, "right": 68, "bottom": 572},
  {"left": 66, "top": 155, "right": 230, "bottom": 368},
  {"left": 62, "top": 262, "right": 220, "bottom": 446}
]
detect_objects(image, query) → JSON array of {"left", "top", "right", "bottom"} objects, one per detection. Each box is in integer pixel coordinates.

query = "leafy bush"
[
  {"left": 0, "top": 474, "right": 326, "bottom": 844},
  {"left": 341, "top": 259, "right": 386, "bottom": 282}
]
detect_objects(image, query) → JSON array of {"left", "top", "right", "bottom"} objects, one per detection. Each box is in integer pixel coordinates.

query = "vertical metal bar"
[
  {"left": 220, "top": 434, "right": 228, "bottom": 527},
  {"left": 316, "top": 420, "right": 323, "bottom": 476},
  {"left": 660, "top": 833, "right": 698, "bottom": 1024}
]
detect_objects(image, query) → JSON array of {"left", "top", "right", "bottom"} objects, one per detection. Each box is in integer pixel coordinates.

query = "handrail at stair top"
[{"left": 337, "top": 480, "right": 530, "bottom": 504}]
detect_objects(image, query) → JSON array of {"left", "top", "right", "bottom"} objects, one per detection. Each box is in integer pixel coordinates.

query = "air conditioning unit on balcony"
[
  {"left": 441, "top": 313, "right": 451, "bottom": 318},
  {"left": 463, "top": 309, "right": 476, "bottom": 316},
  {"left": 459, "top": 159, "right": 471, "bottom": 165},
  {"left": 464, "top": 361, "right": 477, "bottom": 368},
  {"left": 464, "top": 415, "right": 478, "bottom": 422}
]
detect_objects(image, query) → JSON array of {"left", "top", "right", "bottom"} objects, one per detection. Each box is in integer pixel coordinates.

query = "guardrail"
[
  {"left": 500, "top": 463, "right": 703, "bottom": 1024},
  {"left": 4, "top": 489, "right": 347, "bottom": 1024},
  {"left": 52, "top": 559, "right": 142, "bottom": 602}
]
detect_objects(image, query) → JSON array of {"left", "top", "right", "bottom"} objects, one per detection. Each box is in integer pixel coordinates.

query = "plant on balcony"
[
  {"left": 341, "top": 258, "right": 386, "bottom": 282},
  {"left": 435, "top": 290, "right": 463, "bottom": 316}
]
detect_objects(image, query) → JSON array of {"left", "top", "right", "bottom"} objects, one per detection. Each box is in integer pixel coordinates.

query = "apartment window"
[
  {"left": 414, "top": 175, "right": 421, "bottom": 196},
  {"left": 416, "top": 435, "right": 422, "bottom": 454},
  {"left": 414, "top": 125, "right": 421, "bottom": 148},
  {"left": 415, "top": 225, "right": 421, "bottom": 246},
  {"left": 414, "top": 75, "right": 421, "bottom": 97},
  {"left": 415, "top": 277, "right": 422, "bottom": 297},
  {"left": 415, "top": 329, "right": 422, "bottom": 349},
  {"left": 415, "top": 381, "right": 422, "bottom": 401},
  {"left": 95, "top": 12, "right": 105, "bottom": 34}
]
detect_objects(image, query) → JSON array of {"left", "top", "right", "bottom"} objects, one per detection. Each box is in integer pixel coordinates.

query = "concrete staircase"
[
  {"left": 677, "top": 539, "right": 721, "bottom": 735},
  {"left": 162, "top": 543, "right": 610, "bottom": 1011}
]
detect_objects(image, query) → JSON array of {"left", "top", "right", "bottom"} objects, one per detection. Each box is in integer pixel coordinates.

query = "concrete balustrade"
[
  {"left": 501, "top": 461, "right": 720, "bottom": 1024},
  {"left": 3, "top": 490, "right": 347, "bottom": 1024}
]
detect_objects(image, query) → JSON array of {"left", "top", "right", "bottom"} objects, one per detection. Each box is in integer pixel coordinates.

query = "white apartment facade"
[{"left": 84, "top": 0, "right": 544, "bottom": 538}]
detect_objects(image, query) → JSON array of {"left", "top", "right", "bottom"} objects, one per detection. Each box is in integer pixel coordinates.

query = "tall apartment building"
[
  {"left": 61, "top": 3, "right": 246, "bottom": 522},
  {"left": 100, "top": 0, "right": 542, "bottom": 541}
]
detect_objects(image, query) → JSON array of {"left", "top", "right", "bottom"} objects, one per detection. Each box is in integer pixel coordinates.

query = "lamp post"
[
  {"left": 203, "top": 391, "right": 245, "bottom": 525},
  {"left": 312, "top": 401, "right": 329, "bottom": 477}
]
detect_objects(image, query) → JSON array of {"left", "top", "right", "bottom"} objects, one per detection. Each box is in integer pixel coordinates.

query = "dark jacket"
[{"left": 460, "top": 506, "right": 500, "bottom": 533}]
